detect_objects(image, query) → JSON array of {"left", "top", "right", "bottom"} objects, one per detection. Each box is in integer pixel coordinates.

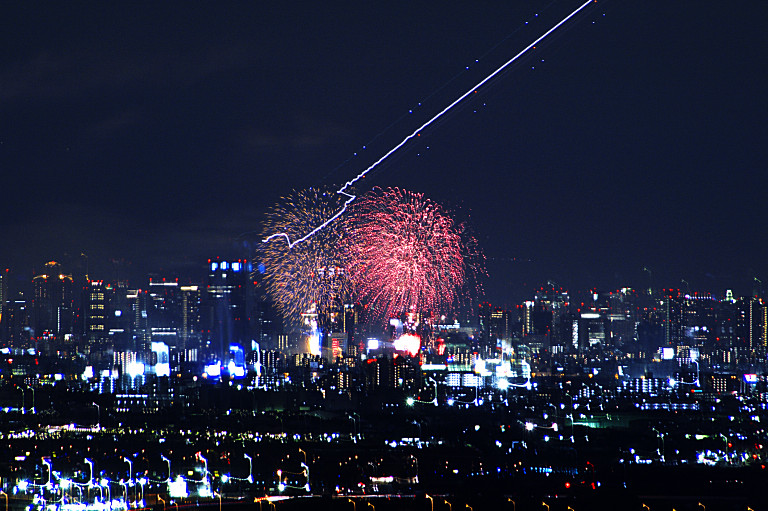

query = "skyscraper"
[
  {"left": 83, "top": 280, "right": 109, "bottom": 343},
  {"left": 203, "top": 259, "right": 252, "bottom": 361},
  {"left": 180, "top": 285, "right": 201, "bottom": 353},
  {"left": 0, "top": 269, "right": 6, "bottom": 333},
  {"left": 32, "top": 261, "right": 74, "bottom": 339}
]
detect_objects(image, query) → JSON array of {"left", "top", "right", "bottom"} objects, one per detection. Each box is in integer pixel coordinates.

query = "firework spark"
[
  {"left": 343, "top": 187, "right": 482, "bottom": 319},
  {"left": 259, "top": 188, "right": 353, "bottom": 324}
]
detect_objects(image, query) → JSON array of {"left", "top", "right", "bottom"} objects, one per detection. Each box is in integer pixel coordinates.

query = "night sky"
[{"left": 2, "top": 1, "right": 766, "bottom": 304}]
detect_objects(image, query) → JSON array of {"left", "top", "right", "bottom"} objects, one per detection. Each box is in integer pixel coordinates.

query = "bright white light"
[
  {"left": 127, "top": 362, "right": 145, "bottom": 379},
  {"left": 205, "top": 363, "right": 221, "bottom": 378},
  {"left": 421, "top": 363, "right": 447, "bottom": 371},
  {"left": 394, "top": 334, "right": 420, "bottom": 356},
  {"left": 525, "top": 422, "right": 535, "bottom": 431},
  {"left": 406, "top": 397, "right": 415, "bottom": 406},
  {"left": 155, "top": 363, "right": 171, "bottom": 377},
  {"left": 308, "top": 333, "right": 321, "bottom": 356},
  {"left": 497, "top": 379, "right": 510, "bottom": 391}
]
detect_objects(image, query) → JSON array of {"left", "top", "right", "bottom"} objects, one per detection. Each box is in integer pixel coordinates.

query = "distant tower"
[
  {"left": 83, "top": 280, "right": 109, "bottom": 343},
  {"left": 127, "top": 289, "right": 151, "bottom": 352},
  {"left": 204, "top": 259, "right": 252, "bottom": 361},
  {"left": 0, "top": 269, "right": 6, "bottom": 339},
  {"left": 32, "top": 261, "right": 74, "bottom": 339},
  {"left": 179, "top": 285, "right": 201, "bottom": 353},
  {"left": 2, "top": 292, "right": 30, "bottom": 347}
]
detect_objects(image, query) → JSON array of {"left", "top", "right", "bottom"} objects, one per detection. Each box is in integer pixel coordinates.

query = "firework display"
[
  {"left": 343, "top": 187, "right": 480, "bottom": 319},
  {"left": 259, "top": 188, "right": 353, "bottom": 324}
]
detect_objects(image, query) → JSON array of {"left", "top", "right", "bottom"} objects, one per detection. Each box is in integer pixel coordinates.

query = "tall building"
[
  {"left": 127, "top": 289, "right": 151, "bottom": 352},
  {"left": 203, "top": 259, "right": 252, "bottom": 361},
  {"left": 83, "top": 280, "right": 109, "bottom": 343},
  {"left": 148, "top": 279, "right": 182, "bottom": 330},
  {"left": 2, "top": 292, "right": 30, "bottom": 347},
  {"left": 32, "top": 261, "right": 74, "bottom": 339},
  {"left": 0, "top": 269, "right": 6, "bottom": 336},
  {"left": 180, "top": 285, "right": 201, "bottom": 353},
  {"left": 660, "top": 289, "right": 684, "bottom": 347}
]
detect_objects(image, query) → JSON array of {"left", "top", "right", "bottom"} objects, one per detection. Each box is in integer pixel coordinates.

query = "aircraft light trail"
[{"left": 264, "top": 0, "right": 596, "bottom": 248}]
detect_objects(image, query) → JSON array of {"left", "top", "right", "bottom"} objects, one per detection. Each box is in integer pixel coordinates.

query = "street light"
[
  {"left": 719, "top": 434, "right": 729, "bottom": 462},
  {"left": 199, "top": 453, "right": 210, "bottom": 488},
  {"left": 244, "top": 454, "right": 253, "bottom": 483},
  {"left": 0, "top": 489, "right": 8, "bottom": 511},
  {"left": 42, "top": 458, "right": 52, "bottom": 486},
  {"left": 138, "top": 477, "right": 146, "bottom": 505},
  {"left": 214, "top": 491, "right": 222, "bottom": 511},
  {"left": 651, "top": 427, "right": 666, "bottom": 460},
  {"left": 506, "top": 498, "right": 515, "bottom": 511},
  {"left": 124, "top": 456, "right": 133, "bottom": 480},
  {"left": 426, "top": 494, "right": 434, "bottom": 511},
  {"left": 124, "top": 457, "right": 133, "bottom": 506},
  {"left": 443, "top": 499, "right": 451, "bottom": 511},
  {"left": 92, "top": 403, "right": 101, "bottom": 429},
  {"left": 541, "top": 502, "right": 549, "bottom": 511},
  {"left": 301, "top": 462, "right": 310, "bottom": 492},
  {"left": 161, "top": 455, "right": 172, "bottom": 482},
  {"left": 84, "top": 458, "right": 94, "bottom": 501},
  {"left": 427, "top": 376, "right": 438, "bottom": 406},
  {"left": 27, "top": 386, "right": 35, "bottom": 414}
]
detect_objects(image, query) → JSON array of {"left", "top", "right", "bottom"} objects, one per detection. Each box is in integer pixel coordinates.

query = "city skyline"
[{"left": 1, "top": 1, "right": 766, "bottom": 303}]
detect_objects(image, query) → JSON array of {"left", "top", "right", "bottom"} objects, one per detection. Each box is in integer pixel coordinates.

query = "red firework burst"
[{"left": 344, "top": 187, "right": 481, "bottom": 318}]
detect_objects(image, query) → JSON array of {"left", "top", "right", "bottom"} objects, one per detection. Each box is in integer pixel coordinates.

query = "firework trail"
[
  {"left": 259, "top": 187, "right": 354, "bottom": 323},
  {"left": 343, "top": 187, "right": 482, "bottom": 319},
  {"left": 263, "top": 0, "right": 596, "bottom": 249}
]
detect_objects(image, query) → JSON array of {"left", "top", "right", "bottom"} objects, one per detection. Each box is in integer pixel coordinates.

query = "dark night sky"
[{"left": 1, "top": 1, "right": 766, "bottom": 304}]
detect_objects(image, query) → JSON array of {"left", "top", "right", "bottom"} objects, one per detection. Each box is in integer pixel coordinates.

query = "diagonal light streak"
[{"left": 264, "top": 0, "right": 596, "bottom": 248}]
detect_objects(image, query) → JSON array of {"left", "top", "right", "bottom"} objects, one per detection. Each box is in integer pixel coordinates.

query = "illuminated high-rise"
[
  {"left": 83, "top": 280, "right": 109, "bottom": 343},
  {"left": 0, "top": 269, "right": 6, "bottom": 333},
  {"left": 203, "top": 259, "right": 252, "bottom": 361},
  {"left": 179, "top": 285, "right": 201, "bottom": 353},
  {"left": 32, "top": 261, "right": 74, "bottom": 339}
]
